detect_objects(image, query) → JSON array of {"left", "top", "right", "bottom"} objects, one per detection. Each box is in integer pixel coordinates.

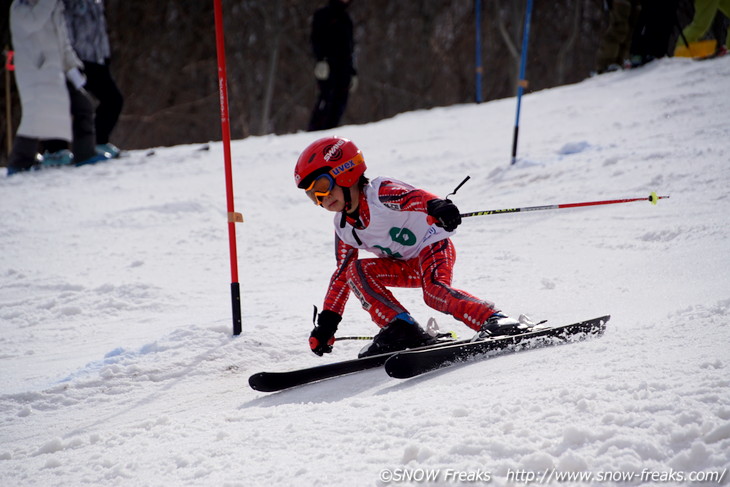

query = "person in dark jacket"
[
  {"left": 307, "top": 0, "right": 357, "bottom": 132},
  {"left": 628, "top": 0, "right": 680, "bottom": 67},
  {"left": 594, "top": 0, "right": 641, "bottom": 73}
]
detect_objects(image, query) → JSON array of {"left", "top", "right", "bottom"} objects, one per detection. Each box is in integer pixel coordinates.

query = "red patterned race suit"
[{"left": 322, "top": 177, "right": 497, "bottom": 330}]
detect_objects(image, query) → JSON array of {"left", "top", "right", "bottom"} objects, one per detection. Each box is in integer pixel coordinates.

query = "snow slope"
[{"left": 1, "top": 57, "right": 729, "bottom": 486}]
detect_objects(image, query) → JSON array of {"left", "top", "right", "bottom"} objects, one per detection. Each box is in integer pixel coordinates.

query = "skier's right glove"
[{"left": 309, "top": 310, "right": 341, "bottom": 356}]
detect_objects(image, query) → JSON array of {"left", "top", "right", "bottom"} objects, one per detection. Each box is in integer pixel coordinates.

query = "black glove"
[
  {"left": 309, "top": 310, "right": 342, "bottom": 356},
  {"left": 427, "top": 199, "right": 462, "bottom": 232}
]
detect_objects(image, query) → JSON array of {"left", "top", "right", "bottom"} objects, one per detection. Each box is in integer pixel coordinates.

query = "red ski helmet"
[{"left": 294, "top": 136, "right": 366, "bottom": 189}]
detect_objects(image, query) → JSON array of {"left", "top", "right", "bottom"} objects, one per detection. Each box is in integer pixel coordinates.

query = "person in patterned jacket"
[
  {"left": 294, "top": 136, "right": 521, "bottom": 358},
  {"left": 62, "top": 0, "right": 123, "bottom": 158}
]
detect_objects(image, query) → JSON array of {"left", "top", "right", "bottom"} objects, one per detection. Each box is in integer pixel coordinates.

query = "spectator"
[
  {"left": 63, "top": 0, "right": 123, "bottom": 158},
  {"left": 8, "top": 0, "right": 104, "bottom": 175},
  {"left": 307, "top": 0, "right": 357, "bottom": 132},
  {"left": 628, "top": 0, "right": 680, "bottom": 68},
  {"left": 594, "top": 0, "right": 641, "bottom": 73},
  {"left": 40, "top": 42, "right": 105, "bottom": 169},
  {"left": 675, "top": 0, "right": 730, "bottom": 57}
]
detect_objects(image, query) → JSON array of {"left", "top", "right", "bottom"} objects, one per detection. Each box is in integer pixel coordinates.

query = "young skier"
[{"left": 295, "top": 136, "right": 522, "bottom": 357}]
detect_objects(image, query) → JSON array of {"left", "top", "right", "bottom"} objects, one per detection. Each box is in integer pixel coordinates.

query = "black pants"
[
  {"left": 44, "top": 82, "right": 97, "bottom": 161},
  {"left": 8, "top": 135, "right": 39, "bottom": 172},
  {"left": 83, "top": 61, "right": 123, "bottom": 144},
  {"left": 67, "top": 82, "right": 97, "bottom": 161},
  {"left": 630, "top": 0, "right": 680, "bottom": 59},
  {"left": 308, "top": 72, "right": 351, "bottom": 132}
]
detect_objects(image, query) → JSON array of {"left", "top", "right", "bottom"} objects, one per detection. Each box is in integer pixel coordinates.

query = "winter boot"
[
  {"left": 75, "top": 152, "right": 110, "bottom": 167},
  {"left": 96, "top": 143, "right": 121, "bottom": 159},
  {"left": 41, "top": 150, "right": 74, "bottom": 167},
  {"left": 358, "top": 314, "right": 438, "bottom": 358},
  {"left": 7, "top": 136, "right": 41, "bottom": 175}
]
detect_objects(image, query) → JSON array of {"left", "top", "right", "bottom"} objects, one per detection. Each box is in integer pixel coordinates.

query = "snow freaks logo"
[
  {"left": 379, "top": 468, "right": 491, "bottom": 483},
  {"left": 323, "top": 140, "right": 345, "bottom": 161}
]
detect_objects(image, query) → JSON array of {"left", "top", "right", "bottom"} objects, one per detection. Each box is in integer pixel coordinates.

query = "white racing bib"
[{"left": 334, "top": 177, "right": 453, "bottom": 260}]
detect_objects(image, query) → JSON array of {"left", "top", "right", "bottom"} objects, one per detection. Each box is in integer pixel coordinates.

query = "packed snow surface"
[{"left": 1, "top": 57, "right": 729, "bottom": 486}]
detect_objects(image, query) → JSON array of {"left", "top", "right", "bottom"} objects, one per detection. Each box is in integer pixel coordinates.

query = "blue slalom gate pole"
[
  {"left": 475, "top": 0, "right": 483, "bottom": 103},
  {"left": 510, "top": 0, "right": 534, "bottom": 165}
]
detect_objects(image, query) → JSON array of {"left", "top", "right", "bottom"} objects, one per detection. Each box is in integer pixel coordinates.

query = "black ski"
[
  {"left": 249, "top": 354, "right": 386, "bottom": 392},
  {"left": 249, "top": 337, "right": 468, "bottom": 392},
  {"left": 384, "top": 315, "right": 610, "bottom": 379}
]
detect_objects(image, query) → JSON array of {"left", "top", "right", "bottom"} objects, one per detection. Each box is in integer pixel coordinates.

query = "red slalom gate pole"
[
  {"left": 213, "top": 0, "right": 242, "bottom": 335},
  {"left": 461, "top": 192, "right": 669, "bottom": 218}
]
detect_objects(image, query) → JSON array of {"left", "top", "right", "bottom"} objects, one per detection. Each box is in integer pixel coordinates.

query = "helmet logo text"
[
  {"left": 323, "top": 140, "right": 346, "bottom": 161},
  {"left": 331, "top": 159, "right": 357, "bottom": 176}
]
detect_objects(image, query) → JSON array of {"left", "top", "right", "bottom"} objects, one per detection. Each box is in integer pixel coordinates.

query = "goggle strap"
[{"left": 339, "top": 187, "right": 351, "bottom": 228}]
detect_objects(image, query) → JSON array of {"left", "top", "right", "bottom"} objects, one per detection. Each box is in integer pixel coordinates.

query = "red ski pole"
[{"left": 461, "top": 192, "right": 669, "bottom": 218}]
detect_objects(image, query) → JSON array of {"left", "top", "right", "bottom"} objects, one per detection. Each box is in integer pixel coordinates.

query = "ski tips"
[{"left": 649, "top": 192, "right": 669, "bottom": 205}]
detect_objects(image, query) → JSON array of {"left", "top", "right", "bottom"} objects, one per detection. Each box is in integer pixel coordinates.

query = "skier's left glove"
[
  {"left": 309, "top": 310, "right": 341, "bottom": 356},
  {"left": 427, "top": 198, "right": 462, "bottom": 232}
]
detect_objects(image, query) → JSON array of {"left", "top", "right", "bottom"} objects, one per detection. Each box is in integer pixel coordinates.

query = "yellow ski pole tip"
[{"left": 649, "top": 192, "right": 658, "bottom": 205}]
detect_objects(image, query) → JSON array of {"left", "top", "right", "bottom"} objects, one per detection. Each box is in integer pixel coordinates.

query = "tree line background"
[{"left": 0, "top": 0, "right": 713, "bottom": 165}]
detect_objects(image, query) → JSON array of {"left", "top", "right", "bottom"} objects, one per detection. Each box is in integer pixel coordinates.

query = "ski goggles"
[{"left": 305, "top": 173, "right": 336, "bottom": 206}]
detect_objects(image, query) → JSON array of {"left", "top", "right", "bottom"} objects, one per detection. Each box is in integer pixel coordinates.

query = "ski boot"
[
  {"left": 358, "top": 314, "right": 438, "bottom": 358},
  {"left": 474, "top": 313, "right": 534, "bottom": 340}
]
